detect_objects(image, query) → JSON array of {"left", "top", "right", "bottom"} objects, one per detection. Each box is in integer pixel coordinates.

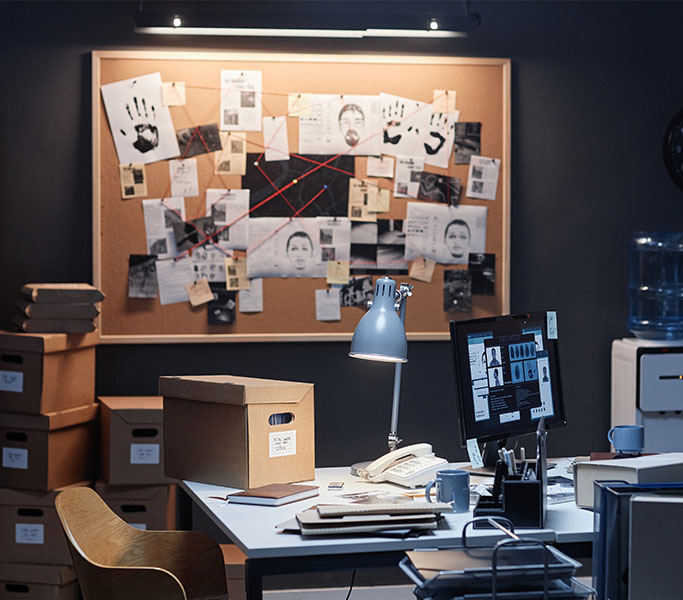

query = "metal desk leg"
[{"left": 245, "top": 558, "right": 264, "bottom": 600}]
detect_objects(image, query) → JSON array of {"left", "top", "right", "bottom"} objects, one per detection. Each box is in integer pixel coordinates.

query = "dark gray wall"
[{"left": 2, "top": 1, "right": 682, "bottom": 465}]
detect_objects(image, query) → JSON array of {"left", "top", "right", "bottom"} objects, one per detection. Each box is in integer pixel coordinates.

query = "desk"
[{"left": 180, "top": 460, "right": 594, "bottom": 599}]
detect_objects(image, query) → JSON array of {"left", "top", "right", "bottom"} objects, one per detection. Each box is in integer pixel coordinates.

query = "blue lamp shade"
[{"left": 349, "top": 277, "right": 408, "bottom": 363}]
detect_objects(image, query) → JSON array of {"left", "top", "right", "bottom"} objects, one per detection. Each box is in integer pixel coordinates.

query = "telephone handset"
[{"left": 357, "top": 443, "right": 448, "bottom": 488}]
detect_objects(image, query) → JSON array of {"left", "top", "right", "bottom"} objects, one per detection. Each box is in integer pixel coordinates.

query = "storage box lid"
[
  {"left": 0, "top": 563, "right": 77, "bottom": 585},
  {"left": 0, "top": 403, "right": 98, "bottom": 431},
  {"left": 98, "top": 396, "right": 164, "bottom": 424},
  {"left": 159, "top": 375, "right": 313, "bottom": 406},
  {"left": 94, "top": 479, "right": 172, "bottom": 501},
  {"left": 0, "top": 481, "right": 92, "bottom": 506},
  {"left": 0, "top": 330, "right": 99, "bottom": 353}
]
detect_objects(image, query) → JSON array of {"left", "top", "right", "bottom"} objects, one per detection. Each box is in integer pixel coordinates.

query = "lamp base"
[{"left": 349, "top": 460, "right": 371, "bottom": 477}]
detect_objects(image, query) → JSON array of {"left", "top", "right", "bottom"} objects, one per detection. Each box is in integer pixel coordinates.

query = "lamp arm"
[{"left": 388, "top": 283, "right": 412, "bottom": 451}]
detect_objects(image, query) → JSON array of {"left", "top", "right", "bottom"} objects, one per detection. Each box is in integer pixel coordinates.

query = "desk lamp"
[{"left": 349, "top": 276, "right": 413, "bottom": 452}]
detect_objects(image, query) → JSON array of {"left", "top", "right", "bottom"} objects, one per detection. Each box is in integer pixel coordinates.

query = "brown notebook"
[{"left": 228, "top": 483, "right": 319, "bottom": 506}]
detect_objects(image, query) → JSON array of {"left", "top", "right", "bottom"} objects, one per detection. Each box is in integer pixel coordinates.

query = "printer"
[{"left": 611, "top": 338, "right": 683, "bottom": 452}]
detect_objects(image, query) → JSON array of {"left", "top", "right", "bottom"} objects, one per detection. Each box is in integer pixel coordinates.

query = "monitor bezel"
[{"left": 449, "top": 311, "right": 567, "bottom": 446}]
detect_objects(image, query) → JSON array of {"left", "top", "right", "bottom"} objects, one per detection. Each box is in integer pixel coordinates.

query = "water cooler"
[{"left": 611, "top": 338, "right": 683, "bottom": 452}]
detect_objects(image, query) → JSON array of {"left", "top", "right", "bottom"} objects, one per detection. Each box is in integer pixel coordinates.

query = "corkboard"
[{"left": 92, "top": 51, "right": 510, "bottom": 344}]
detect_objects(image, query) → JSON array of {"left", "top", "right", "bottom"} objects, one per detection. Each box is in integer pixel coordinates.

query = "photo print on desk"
[
  {"left": 444, "top": 270, "right": 472, "bottom": 312},
  {"left": 468, "top": 253, "right": 496, "bottom": 295},
  {"left": 243, "top": 154, "right": 353, "bottom": 218},
  {"left": 128, "top": 254, "right": 158, "bottom": 298},
  {"left": 176, "top": 123, "right": 222, "bottom": 159},
  {"left": 101, "top": 72, "right": 180, "bottom": 165},
  {"left": 452, "top": 122, "right": 482, "bottom": 164},
  {"left": 207, "top": 283, "right": 236, "bottom": 324},
  {"left": 405, "top": 202, "right": 487, "bottom": 265}
]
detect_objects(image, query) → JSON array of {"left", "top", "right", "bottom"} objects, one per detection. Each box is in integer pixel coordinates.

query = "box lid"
[
  {"left": 0, "top": 403, "right": 98, "bottom": 431},
  {"left": 0, "top": 480, "right": 92, "bottom": 506},
  {"left": 99, "top": 396, "right": 164, "bottom": 424},
  {"left": 0, "top": 330, "right": 99, "bottom": 353},
  {"left": 159, "top": 375, "right": 313, "bottom": 406},
  {"left": 0, "top": 563, "right": 77, "bottom": 585},
  {"left": 94, "top": 479, "right": 171, "bottom": 501}
]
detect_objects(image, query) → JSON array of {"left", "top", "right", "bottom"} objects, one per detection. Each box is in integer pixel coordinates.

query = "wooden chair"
[{"left": 55, "top": 487, "right": 228, "bottom": 600}]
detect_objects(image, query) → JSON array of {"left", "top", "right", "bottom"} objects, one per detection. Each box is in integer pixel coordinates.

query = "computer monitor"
[{"left": 449, "top": 312, "right": 566, "bottom": 459}]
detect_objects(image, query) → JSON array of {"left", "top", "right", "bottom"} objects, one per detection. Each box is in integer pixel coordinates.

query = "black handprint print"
[
  {"left": 122, "top": 96, "right": 159, "bottom": 153},
  {"left": 424, "top": 113, "right": 453, "bottom": 156},
  {"left": 382, "top": 101, "right": 405, "bottom": 145}
]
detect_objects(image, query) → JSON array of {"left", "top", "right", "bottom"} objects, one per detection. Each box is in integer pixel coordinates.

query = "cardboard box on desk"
[
  {"left": 0, "top": 564, "right": 80, "bottom": 600},
  {"left": 160, "top": 375, "right": 315, "bottom": 489},
  {"left": 99, "top": 396, "right": 174, "bottom": 485},
  {"left": 95, "top": 481, "right": 176, "bottom": 530},
  {"left": 0, "top": 404, "right": 99, "bottom": 491},
  {"left": 0, "top": 483, "right": 90, "bottom": 566},
  {"left": 0, "top": 331, "right": 98, "bottom": 414}
]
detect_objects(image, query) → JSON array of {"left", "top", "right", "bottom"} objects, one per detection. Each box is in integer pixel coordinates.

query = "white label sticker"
[
  {"left": 0, "top": 370, "right": 23, "bottom": 393},
  {"left": 269, "top": 430, "right": 296, "bottom": 458},
  {"left": 466, "top": 439, "right": 485, "bottom": 469},
  {"left": 16, "top": 523, "right": 44, "bottom": 544},
  {"left": 547, "top": 311, "right": 558, "bottom": 339},
  {"left": 130, "top": 443, "right": 160, "bottom": 465},
  {"left": 2, "top": 447, "right": 28, "bottom": 470},
  {"left": 130, "top": 523, "right": 148, "bottom": 530}
]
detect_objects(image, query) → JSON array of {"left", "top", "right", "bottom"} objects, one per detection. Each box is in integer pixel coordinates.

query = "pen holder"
[{"left": 473, "top": 473, "right": 546, "bottom": 529}]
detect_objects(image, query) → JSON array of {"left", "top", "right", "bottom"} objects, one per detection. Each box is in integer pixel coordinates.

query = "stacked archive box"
[{"left": 0, "top": 331, "right": 100, "bottom": 599}]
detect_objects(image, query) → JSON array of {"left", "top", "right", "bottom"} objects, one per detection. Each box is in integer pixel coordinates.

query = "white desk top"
[{"left": 181, "top": 460, "right": 594, "bottom": 559}]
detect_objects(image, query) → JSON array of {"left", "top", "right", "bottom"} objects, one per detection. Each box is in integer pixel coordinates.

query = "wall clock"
[{"left": 663, "top": 108, "right": 683, "bottom": 191}]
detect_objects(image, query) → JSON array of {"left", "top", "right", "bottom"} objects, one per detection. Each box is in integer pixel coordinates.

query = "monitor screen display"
[{"left": 449, "top": 312, "right": 566, "bottom": 445}]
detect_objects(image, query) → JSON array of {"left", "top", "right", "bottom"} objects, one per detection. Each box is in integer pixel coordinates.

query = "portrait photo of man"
[
  {"left": 338, "top": 103, "right": 365, "bottom": 147},
  {"left": 444, "top": 218, "right": 471, "bottom": 264},
  {"left": 285, "top": 230, "right": 315, "bottom": 275}
]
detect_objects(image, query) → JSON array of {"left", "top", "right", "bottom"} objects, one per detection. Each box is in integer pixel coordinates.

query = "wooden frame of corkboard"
[{"left": 92, "top": 50, "right": 510, "bottom": 344}]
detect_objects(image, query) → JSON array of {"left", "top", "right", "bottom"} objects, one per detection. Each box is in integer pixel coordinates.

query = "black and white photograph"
[
  {"left": 452, "top": 122, "right": 482, "bottom": 164},
  {"left": 211, "top": 203, "right": 227, "bottom": 222},
  {"left": 376, "top": 245, "right": 409, "bottom": 274},
  {"left": 207, "top": 283, "right": 236, "bottom": 325},
  {"left": 172, "top": 216, "right": 216, "bottom": 252},
  {"left": 127, "top": 254, "right": 157, "bottom": 298},
  {"left": 418, "top": 172, "right": 462, "bottom": 206},
  {"left": 223, "top": 110, "right": 239, "bottom": 125},
  {"left": 176, "top": 123, "right": 222, "bottom": 159},
  {"left": 339, "top": 276, "right": 374, "bottom": 307},
  {"left": 241, "top": 91, "right": 256, "bottom": 107},
  {"left": 321, "top": 247, "right": 336, "bottom": 261},
  {"left": 469, "top": 252, "right": 496, "bottom": 294},
  {"left": 351, "top": 222, "right": 378, "bottom": 244},
  {"left": 350, "top": 244, "right": 377, "bottom": 275},
  {"left": 319, "top": 228, "right": 334, "bottom": 245},
  {"left": 377, "top": 219, "right": 405, "bottom": 244},
  {"left": 443, "top": 269, "right": 472, "bottom": 312}
]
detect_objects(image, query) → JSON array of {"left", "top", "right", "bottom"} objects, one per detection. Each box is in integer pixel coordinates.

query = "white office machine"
[{"left": 611, "top": 337, "right": 683, "bottom": 452}]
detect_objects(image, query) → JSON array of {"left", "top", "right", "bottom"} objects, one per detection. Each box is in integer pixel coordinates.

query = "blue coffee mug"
[
  {"left": 608, "top": 424, "right": 644, "bottom": 454},
  {"left": 425, "top": 469, "right": 470, "bottom": 512}
]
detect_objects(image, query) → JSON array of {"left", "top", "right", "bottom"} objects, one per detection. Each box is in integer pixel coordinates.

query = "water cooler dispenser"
[{"left": 611, "top": 232, "right": 683, "bottom": 451}]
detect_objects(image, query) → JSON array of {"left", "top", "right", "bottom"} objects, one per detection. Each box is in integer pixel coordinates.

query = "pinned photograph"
[
  {"left": 394, "top": 156, "right": 425, "bottom": 199},
  {"left": 453, "top": 122, "right": 482, "bottom": 164},
  {"left": 224, "top": 257, "right": 250, "bottom": 290},
  {"left": 468, "top": 252, "right": 495, "bottom": 294},
  {"left": 443, "top": 270, "right": 472, "bottom": 312},
  {"left": 176, "top": 123, "right": 222, "bottom": 158},
  {"left": 339, "top": 276, "right": 374, "bottom": 307},
  {"left": 119, "top": 163, "right": 147, "bottom": 199},
  {"left": 101, "top": 72, "right": 180, "bottom": 165},
  {"left": 418, "top": 172, "right": 461, "bottom": 207},
  {"left": 172, "top": 216, "right": 216, "bottom": 253},
  {"left": 207, "top": 283, "right": 237, "bottom": 325},
  {"left": 466, "top": 155, "right": 500, "bottom": 201},
  {"left": 128, "top": 254, "right": 157, "bottom": 298}
]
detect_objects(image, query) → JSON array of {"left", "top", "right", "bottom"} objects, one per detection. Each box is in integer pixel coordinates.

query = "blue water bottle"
[{"left": 628, "top": 232, "right": 683, "bottom": 340}]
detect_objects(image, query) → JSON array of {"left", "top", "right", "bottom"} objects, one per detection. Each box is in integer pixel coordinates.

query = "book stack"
[{"left": 12, "top": 283, "right": 105, "bottom": 334}]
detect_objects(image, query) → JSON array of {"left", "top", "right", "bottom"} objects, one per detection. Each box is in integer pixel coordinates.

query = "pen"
[
  {"left": 520, "top": 447, "right": 526, "bottom": 463},
  {"left": 507, "top": 450, "right": 517, "bottom": 475}
]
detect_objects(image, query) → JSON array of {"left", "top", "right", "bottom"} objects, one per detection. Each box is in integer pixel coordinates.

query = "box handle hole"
[
  {"left": 17, "top": 508, "right": 43, "bottom": 517},
  {"left": 6, "top": 432, "right": 28, "bottom": 442},
  {"left": 121, "top": 504, "right": 146, "bottom": 513},
  {"left": 1, "top": 354, "right": 22, "bottom": 364},
  {"left": 268, "top": 412, "right": 294, "bottom": 426},
  {"left": 5, "top": 584, "right": 30, "bottom": 593},
  {"left": 132, "top": 428, "right": 158, "bottom": 438}
]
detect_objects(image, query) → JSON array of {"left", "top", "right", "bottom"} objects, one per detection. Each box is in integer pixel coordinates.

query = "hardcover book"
[
  {"left": 227, "top": 483, "right": 319, "bottom": 506},
  {"left": 21, "top": 283, "right": 105, "bottom": 304}
]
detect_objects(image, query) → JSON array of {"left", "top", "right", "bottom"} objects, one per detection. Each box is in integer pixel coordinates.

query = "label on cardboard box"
[
  {"left": 2, "top": 447, "right": 28, "bottom": 469},
  {"left": 269, "top": 430, "right": 296, "bottom": 458},
  {"left": 16, "top": 523, "right": 44, "bottom": 544},
  {"left": 0, "top": 370, "right": 23, "bottom": 392},
  {"left": 130, "top": 443, "right": 160, "bottom": 465}
]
